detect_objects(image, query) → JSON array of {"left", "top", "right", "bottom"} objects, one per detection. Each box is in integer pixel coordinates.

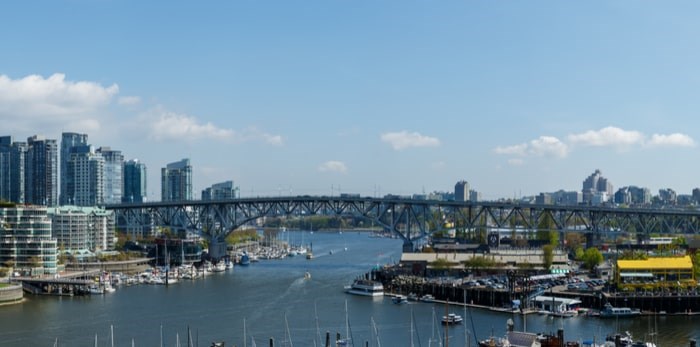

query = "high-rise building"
[
  {"left": 0, "top": 136, "right": 12, "bottom": 201},
  {"left": 454, "top": 180, "right": 470, "bottom": 202},
  {"left": 201, "top": 180, "right": 238, "bottom": 200},
  {"left": 60, "top": 132, "right": 88, "bottom": 205},
  {"left": 26, "top": 135, "right": 58, "bottom": 206},
  {"left": 123, "top": 159, "right": 147, "bottom": 203},
  {"left": 48, "top": 206, "right": 115, "bottom": 252},
  {"left": 0, "top": 206, "right": 58, "bottom": 275},
  {"left": 97, "top": 147, "right": 123, "bottom": 204},
  {"left": 161, "top": 159, "right": 192, "bottom": 202},
  {"left": 71, "top": 145, "right": 104, "bottom": 206},
  {"left": 581, "top": 169, "right": 613, "bottom": 204}
]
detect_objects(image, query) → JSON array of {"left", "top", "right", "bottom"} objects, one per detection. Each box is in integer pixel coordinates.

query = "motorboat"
[
  {"left": 392, "top": 295, "right": 408, "bottom": 304},
  {"left": 88, "top": 284, "right": 104, "bottom": 295},
  {"left": 599, "top": 303, "right": 641, "bottom": 318},
  {"left": 441, "top": 313, "right": 463, "bottom": 325},
  {"left": 344, "top": 279, "right": 384, "bottom": 297},
  {"left": 419, "top": 294, "right": 435, "bottom": 302}
]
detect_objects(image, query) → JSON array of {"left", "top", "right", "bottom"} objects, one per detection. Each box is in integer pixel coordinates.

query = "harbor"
[{"left": 1, "top": 231, "right": 699, "bottom": 346}]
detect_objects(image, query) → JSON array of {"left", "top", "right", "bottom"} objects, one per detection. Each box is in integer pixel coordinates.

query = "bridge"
[{"left": 105, "top": 196, "right": 700, "bottom": 259}]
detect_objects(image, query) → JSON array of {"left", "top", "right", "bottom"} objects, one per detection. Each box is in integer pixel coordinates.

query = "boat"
[
  {"left": 304, "top": 271, "right": 311, "bottom": 280},
  {"left": 239, "top": 252, "right": 250, "bottom": 266},
  {"left": 306, "top": 251, "right": 313, "bottom": 260},
  {"left": 407, "top": 292, "right": 419, "bottom": 301},
  {"left": 599, "top": 303, "right": 641, "bottom": 318},
  {"left": 605, "top": 331, "right": 656, "bottom": 347},
  {"left": 211, "top": 261, "right": 226, "bottom": 272},
  {"left": 344, "top": 279, "right": 384, "bottom": 297},
  {"left": 88, "top": 284, "right": 104, "bottom": 295},
  {"left": 441, "top": 313, "right": 463, "bottom": 325},
  {"left": 392, "top": 295, "right": 409, "bottom": 304},
  {"left": 420, "top": 294, "right": 435, "bottom": 302}
]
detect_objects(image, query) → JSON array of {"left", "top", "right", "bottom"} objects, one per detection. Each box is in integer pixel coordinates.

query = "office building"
[
  {"left": 201, "top": 180, "right": 238, "bottom": 200},
  {"left": 26, "top": 135, "right": 58, "bottom": 206},
  {"left": 60, "top": 132, "right": 88, "bottom": 205},
  {"left": 97, "top": 147, "right": 123, "bottom": 204},
  {"left": 123, "top": 159, "right": 147, "bottom": 203},
  {"left": 454, "top": 180, "right": 470, "bottom": 202},
  {"left": 0, "top": 206, "right": 58, "bottom": 275},
  {"left": 581, "top": 169, "right": 613, "bottom": 204},
  {"left": 161, "top": 159, "right": 192, "bottom": 202}
]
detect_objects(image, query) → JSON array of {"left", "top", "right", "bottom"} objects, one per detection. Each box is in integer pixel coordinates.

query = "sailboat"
[{"left": 336, "top": 300, "right": 352, "bottom": 346}]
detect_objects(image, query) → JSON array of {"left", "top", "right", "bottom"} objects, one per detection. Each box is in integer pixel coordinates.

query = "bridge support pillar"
[
  {"left": 402, "top": 240, "right": 415, "bottom": 253},
  {"left": 209, "top": 240, "right": 228, "bottom": 261}
]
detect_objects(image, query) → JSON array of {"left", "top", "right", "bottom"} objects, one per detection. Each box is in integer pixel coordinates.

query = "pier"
[{"left": 11, "top": 270, "right": 101, "bottom": 296}]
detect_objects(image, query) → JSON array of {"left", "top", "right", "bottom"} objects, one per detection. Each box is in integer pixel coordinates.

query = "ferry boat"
[
  {"left": 344, "top": 279, "right": 384, "bottom": 297},
  {"left": 599, "top": 303, "right": 641, "bottom": 318},
  {"left": 441, "top": 313, "right": 463, "bottom": 325}
]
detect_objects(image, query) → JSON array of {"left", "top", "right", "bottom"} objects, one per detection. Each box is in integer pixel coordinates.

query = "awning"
[{"left": 620, "top": 272, "right": 653, "bottom": 278}]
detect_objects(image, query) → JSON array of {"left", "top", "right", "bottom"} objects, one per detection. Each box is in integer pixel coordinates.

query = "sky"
[{"left": 1, "top": 1, "right": 700, "bottom": 201}]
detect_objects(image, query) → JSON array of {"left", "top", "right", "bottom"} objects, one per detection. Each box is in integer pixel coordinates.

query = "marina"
[{"left": 1, "top": 232, "right": 700, "bottom": 346}]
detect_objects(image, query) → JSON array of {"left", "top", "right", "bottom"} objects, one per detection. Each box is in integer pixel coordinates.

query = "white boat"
[
  {"left": 88, "top": 284, "right": 104, "bottom": 295},
  {"left": 441, "top": 313, "right": 463, "bottom": 325},
  {"left": 599, "top": 303, "right": 641, "bottom": 318},
  {"left": 304, "top": 271, "right": 311, "bottom": 280},
  {"left": 103, "top": 283, "right": 116, "bottom": 293},
  {"left": 344, "top": 279, "right": 384, "bottom": 297},
  {"left": 211, "top": 261, "right": 226, "bottom": 272},
  {"left": 419, "top": 294, "right": 435, "bottom": 302},
  {"left": 392, "top": 295, "right": 409, "bottom": 304}
]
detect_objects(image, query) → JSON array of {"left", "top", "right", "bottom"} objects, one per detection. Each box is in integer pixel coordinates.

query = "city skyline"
[{"left": 2, "top": 2, "right": 700, "bottom": 200}]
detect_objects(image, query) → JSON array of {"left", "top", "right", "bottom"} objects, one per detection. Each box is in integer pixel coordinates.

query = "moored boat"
[
  {"left": 599, "top": 303, "right": 641, "bottom": 318},
  {"left": 344, "top": 279, "right": 384, "bottom": 297}
]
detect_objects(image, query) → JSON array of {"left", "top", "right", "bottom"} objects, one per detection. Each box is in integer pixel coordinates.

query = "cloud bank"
[
  {"left": 318, "top": 160, "right": 348, "bottom": 174},
  {"left": 494, "top": 126, "right": 695, "bottom": 165},
  {"left": 381, "top": 131, "right": 441, "bottom": 150}
]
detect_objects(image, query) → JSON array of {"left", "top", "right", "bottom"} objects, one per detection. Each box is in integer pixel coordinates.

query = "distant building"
[
  {"left": 693, "top": 188, "right": 700, "bottom": 204},
  {"left": 469, "top": 190, "right": 481, "bottom": 202},
  {"left": 201, "top": 181, "right": 238, "bottom": 200},
  {"left": 536, "top": 193, "right": 552, "bottom": 205},
  {"left": 71, "top": 145, "right": 105, "bottom": 206},
  {"left": 47, "top": 206, "right": 116, "bottom": 253},
  {"left": 97, "top": 147, "right": 124, "bottom": 204},
  {"left": 582, "top": 169, "right": 613, "bottom": 204},
  {"left": 123, "top": 159, "right": 147, "bottom": 203},
  {"left": 60, "top": 132, "right": 88, "bottom": 205},
  {"left": 26, "top": 135, "right": 58, "bottom": 206},
  {"left": 161, "top": 159, "right": 192, "bottom": 201},
  {"left": 454, "top": 180, "right": 470, "bottom": 202},
  {"left": 0, "top": 206, "right": 58, "bottom": 275},
  {"left": 0, "top": 136, "right": 25, "bottom": 203},
  {"left": 658, "top": 188, "right": 677, "bottom": 205}
]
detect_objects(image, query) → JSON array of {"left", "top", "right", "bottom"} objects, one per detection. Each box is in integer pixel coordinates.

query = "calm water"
[{"left": 0, "top": 232, "right": 698, "bottom": 346}]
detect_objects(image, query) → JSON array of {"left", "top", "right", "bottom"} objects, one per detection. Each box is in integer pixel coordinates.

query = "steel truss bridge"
[{"left": 105, "top": 196, "right": 700, "bottom": 259}]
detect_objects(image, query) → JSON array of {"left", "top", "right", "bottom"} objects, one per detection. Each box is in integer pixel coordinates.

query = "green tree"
[
  {"left": 693, "top": 252, "right": 700, "bottom": 279},
  {"left": 463, "top": 256, "right": 498, "bottom": 270},
  {"left": 542, "top": 244, "right": 554, "bottom": 270},
  {"left": 431, "top": 258, "right": 457, "bottom": 270},
  {"left": 574, "top": 247, "right": 584, "bottom": 261},
  {"left": 581, "top": 247, "right": 603, "bottom": 270}
]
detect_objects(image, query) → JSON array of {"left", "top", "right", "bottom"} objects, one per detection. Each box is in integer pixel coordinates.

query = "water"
[{"left": 0, "top": 232, "right": 697, "bottom": 346}]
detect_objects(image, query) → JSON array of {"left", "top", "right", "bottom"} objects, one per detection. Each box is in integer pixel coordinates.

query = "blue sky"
[{"left": 1, "top": 1, "right": 699, "bottom": 200}]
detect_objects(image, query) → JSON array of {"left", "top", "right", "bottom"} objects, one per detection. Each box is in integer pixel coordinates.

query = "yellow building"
[{"left": 616, "top": 256, "right": 694, "bottom": 289}]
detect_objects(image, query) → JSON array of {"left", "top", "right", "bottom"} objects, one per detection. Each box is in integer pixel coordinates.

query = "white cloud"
[
  {"left": 118, "top": 96, "right": 141, "bottom": 106},
  {"left": 380, "top": 131, "right": 441, "bottom": 150},
  {"left": 494, "top": 136, "right": 568, "bottom": 159},
  {"left": 493, "top": 143, "right": 527, "bottom": 156},
  {"left": 568, "top": 126, "right": 644, "bottom": 147},
  {"left": 529, "top": 136, "right": 569, "bottom": 158},
  {"left": 318, "top": 160, "right": 348, "bottom": 174},
  {"left": 648, "top": 133, "right": 696, "bottom": 148},
  {"left": 0, "top": 73, "right": 118, "bottom": 134},
  {"left": 147, "top": 108, "right": 234, "bottom": 141},
  {"left": 238, "top": 127, "right": 284, "bottom": 145}
]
